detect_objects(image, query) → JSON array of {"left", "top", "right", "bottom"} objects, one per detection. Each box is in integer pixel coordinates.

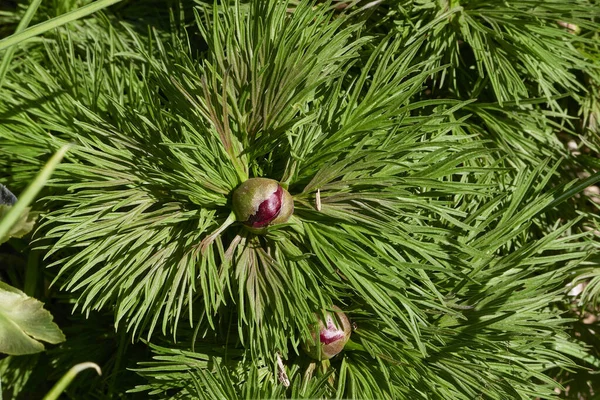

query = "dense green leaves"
[
  {"left": 365, "top": 0, "right": 599, "bottom": 103},
  {"left": 1, "top": 0, "right": 600, "bottom": 398}
]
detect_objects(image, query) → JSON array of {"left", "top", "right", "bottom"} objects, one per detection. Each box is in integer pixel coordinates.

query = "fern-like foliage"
[
  {"left": 1, "top": 0, "right": 600, "bottom": 398},
  {"left": 361, "top": 0, "right": 599, "bottom": 103}
]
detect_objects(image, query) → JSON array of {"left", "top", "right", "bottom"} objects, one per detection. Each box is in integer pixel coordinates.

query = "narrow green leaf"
[
  {"left": 0, "top": 0, "right": 123, "bottom": 52},
  {"left": 42, "top": 362, "right": 101, "bottom": 400},
  {"left": 0, "top": 0, "right": 43, "bottom": 89}
]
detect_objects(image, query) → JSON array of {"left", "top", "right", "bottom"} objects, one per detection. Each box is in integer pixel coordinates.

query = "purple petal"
[
  {"left": 319, "top": 315, "right": 345, "bottom": 345},
  {"left": 247, "top": 185, "right": 283, "bottom": 227}
]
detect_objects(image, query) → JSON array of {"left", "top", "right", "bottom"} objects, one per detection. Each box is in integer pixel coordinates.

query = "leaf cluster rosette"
[{"left": 1, "top": 0, "right": 600, "bottom": 398}]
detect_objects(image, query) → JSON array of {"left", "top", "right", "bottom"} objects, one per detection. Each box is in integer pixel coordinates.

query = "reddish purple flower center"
[
  {"left": 246, "top": 185, "right": 283, "bottom": 228},
  {"left": 319, "top": 315, "right": 345, "bottom": 345}
]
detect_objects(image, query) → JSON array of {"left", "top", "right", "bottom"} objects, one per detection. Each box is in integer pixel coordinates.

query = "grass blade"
[{"left": 0, "top": 0, "right": 122, "bottom": 52}]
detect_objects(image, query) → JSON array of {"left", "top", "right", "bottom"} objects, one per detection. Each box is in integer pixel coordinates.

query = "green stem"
[
  {"left": 320, "top": 358, "right": 331, "bottom": 373},
  {"left": 199, "top": 212, "right": 237, "bottom": 255},
  {"left": 303, "top": 361, "right": 316, "bottom": 386},
  {"left": 108, "top": 326, "right": 127, "bottom": 399},
  {"left": 42, "top": 362, "right": 101, "bottom": 400},
  {"left": 23, "top": 250, "right": 40, "bottom": 297}
]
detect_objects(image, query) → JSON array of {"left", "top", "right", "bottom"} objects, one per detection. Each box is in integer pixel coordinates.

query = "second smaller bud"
[{"left": 303, "top": 306, "right": 352, "bottom": 360}]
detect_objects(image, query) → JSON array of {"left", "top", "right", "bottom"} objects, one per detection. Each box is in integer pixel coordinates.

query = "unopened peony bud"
[
  {"left": 232, "top": 178, "right": 294, "bottom": 232},
  {"left": 303, "top": 306, "right": 351, "bottom": 360}
]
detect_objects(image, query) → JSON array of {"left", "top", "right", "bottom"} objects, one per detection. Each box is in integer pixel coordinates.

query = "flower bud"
[
  {"left": 232, "top": 178, "right": 294, "bottom": 232},
  {"left": 303, "top": 306, "right": 351, "bottom": 360}
]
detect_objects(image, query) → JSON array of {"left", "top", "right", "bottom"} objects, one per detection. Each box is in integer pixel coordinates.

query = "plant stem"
[
  {"left": 23, "top": 250, "right": 40, "bottom": 297},
  {"left": 42, "top": 362, "right": 101, "bottom": 400}
]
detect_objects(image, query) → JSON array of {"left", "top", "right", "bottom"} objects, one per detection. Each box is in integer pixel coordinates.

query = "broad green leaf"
[
  {"left": 0, "top": 281, "right": 65, "bottom": 355},
  {"left": 0, "top": 205, "right": 38, "bottom": 244}
]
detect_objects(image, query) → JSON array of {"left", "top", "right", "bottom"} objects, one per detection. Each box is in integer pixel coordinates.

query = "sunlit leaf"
[{"left": 0, "top": 281, "right": 65, "bottom": 355}]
